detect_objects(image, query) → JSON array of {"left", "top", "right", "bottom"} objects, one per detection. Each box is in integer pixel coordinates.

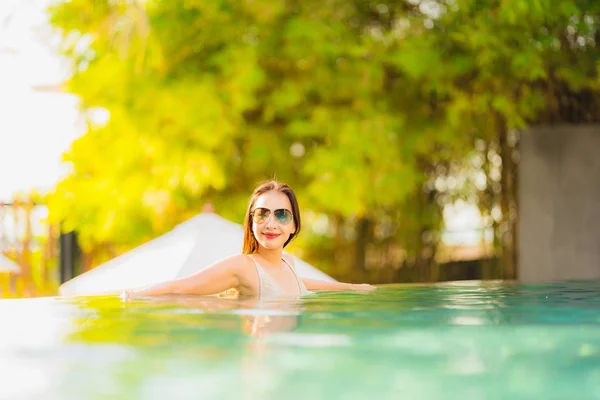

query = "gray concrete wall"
[{"left": 519, "top": 125, "right": 600, "bottom": 283}]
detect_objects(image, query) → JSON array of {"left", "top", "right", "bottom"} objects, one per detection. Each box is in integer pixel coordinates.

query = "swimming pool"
[{"left": 1, "top": 280, "right": 599, "bottom": 399}]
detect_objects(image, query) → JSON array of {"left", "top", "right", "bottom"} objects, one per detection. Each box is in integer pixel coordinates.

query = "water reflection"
[
  {"left": 60, "top": 294, "right": 308, "bottom": 349},
  {"left": 155, "top": 295, "right": 305, "bottom": 338},
  {"left": 1, "top": 281, "right": 600, "bottom": 399}
]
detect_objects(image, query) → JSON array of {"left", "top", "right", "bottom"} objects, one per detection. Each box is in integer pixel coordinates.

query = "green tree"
[{"left": 47, "top": 0, "right": 600, "bottom": 282}]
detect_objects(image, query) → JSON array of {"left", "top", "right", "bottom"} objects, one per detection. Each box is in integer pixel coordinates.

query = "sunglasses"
[{"left": 250, "top": 207, "right": 293, "bottom": 225}]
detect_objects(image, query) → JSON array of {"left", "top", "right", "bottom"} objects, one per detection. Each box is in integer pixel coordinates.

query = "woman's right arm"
[{"left": 122, "top": 254, "right": 247, "bottom": 298}]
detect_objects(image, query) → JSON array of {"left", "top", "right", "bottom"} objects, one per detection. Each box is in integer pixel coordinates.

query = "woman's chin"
[{"left": 258, "top": 240, "right": 283, "bottom": 250}]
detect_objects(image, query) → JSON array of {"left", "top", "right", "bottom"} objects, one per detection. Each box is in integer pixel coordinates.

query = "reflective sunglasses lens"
[
  {"left": 274, "top": 209, "right": 292, "bottom": 225},
  {"left": 253, "top": 208, "right": 270, "bottom": 224}
]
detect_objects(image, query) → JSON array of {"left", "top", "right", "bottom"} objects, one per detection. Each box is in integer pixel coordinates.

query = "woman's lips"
[{"left": 263, "top": 233, "right": 280, "bottom": 240}]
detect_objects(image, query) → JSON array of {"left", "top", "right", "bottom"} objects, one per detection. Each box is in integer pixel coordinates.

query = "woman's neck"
[{"left": 256, "top": 247, "right": 283, "bottom": 266}]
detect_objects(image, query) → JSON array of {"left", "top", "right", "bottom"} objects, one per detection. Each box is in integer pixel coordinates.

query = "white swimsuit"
[{"left": 248, "top": 255, "right": 309, "bottom": 299}]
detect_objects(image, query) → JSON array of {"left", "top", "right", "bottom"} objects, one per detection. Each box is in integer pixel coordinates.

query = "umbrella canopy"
[
  {"left": 59, "top": 213, "right": 336, "bottom": 296},
  {"left": 0, "top": 255, "right": 21, "bottom": 273}
]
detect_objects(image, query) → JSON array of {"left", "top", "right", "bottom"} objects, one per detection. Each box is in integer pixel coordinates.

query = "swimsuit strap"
[{"left": 281, "top": 257, "right": 304, "bottom": 294}]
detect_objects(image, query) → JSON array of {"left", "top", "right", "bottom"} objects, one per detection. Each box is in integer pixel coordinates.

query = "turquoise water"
[{"left": 1, "top": 280, "right": 600, "bottom": 400}]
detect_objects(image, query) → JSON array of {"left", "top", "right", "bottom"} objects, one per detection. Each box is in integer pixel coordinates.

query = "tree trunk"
[
  {"left": 354, "top": 217, "right": 371, "bottom": 276},
  {"left": 333, "top": 214, "right": 346, "bottom": 278},
  {"left": 497, "top": 115, "right": 516, "bottom": 280},
  {"left": 511, "top": 133, "right": 520, "bottom": 280}
]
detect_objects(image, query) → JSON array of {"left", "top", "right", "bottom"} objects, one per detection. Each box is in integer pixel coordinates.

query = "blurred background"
[{"left": 1, "top": 0, "right": 599, "bottom": 298}]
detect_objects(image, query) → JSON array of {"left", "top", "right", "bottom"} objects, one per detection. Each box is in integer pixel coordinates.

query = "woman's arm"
[
  {"left": 302, "top": 279, "right": 376, "bottom": 292},
  {"left": 122, "top": 254, "right": 246, "bottom": 298},
  {"left": 282, "top": 253, "right": 375, "bottom": 292}
]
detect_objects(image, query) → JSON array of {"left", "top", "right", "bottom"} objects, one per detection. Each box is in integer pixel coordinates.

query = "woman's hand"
[
  {"left": 303, "top": 278, "right": 377, "bottom": 292},
  {"left": 350, "top": 283, "right": 377, "bottom": 291},
  {"left": 120, "top": 289, "right": 135, "bottom": 302}
]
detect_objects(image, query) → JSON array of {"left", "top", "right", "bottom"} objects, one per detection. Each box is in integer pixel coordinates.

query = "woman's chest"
[{"left": 239, "top": 265, "right": 301, "bottom": 297}]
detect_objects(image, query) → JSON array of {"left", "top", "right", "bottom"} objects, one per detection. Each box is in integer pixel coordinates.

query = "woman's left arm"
[
  {"left": 302, "top": 279, "right": 376, "bottom": 292},
  {"left": 282, "top": 253, "right": 375, "bottom": 292}
]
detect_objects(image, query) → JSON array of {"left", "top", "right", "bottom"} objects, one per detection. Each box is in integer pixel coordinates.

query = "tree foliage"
[{"left": 47, "top": 0, "right": 600, "bottom": 280}]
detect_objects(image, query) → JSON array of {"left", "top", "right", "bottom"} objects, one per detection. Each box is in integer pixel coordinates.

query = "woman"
[{"left": 122, "top": 180, "right": 375, "bottom": 300}]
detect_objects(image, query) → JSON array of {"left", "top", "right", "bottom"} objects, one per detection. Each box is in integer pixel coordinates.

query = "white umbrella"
[
  {"left": 59, "top": 213, "right": 336, "bottom": 296},
  {"left": 0, "top": 255, "right": 20, "bottom": 273}
]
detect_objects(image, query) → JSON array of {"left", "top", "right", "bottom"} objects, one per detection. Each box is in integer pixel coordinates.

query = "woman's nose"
[{"left": 265, "top": 213, "right": 276, "bottom": 228}]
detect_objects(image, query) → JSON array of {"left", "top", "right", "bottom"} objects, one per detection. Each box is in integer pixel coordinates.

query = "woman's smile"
[{"left": 263, "top": 232, "right": 281, "bottom": 240}]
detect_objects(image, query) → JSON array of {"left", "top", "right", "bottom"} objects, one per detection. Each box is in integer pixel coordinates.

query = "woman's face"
[{"left": 251, "top": 190, "right": 296, "bottom": 251}]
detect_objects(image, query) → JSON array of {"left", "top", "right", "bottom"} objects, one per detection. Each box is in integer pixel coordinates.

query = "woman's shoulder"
[
  {"left": 210, "top": 253, "right": 254, "bottom": 272},
  {"left": 227, "top": 253, "right": 255, "bottom": 264},
  {"left": 225, "top": 254, "right": 258, "bottom": 290}
]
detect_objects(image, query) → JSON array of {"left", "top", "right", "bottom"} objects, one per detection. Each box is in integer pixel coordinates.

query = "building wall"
[{"left": 519, "top": 125, "right": 600, "bottom": 283}]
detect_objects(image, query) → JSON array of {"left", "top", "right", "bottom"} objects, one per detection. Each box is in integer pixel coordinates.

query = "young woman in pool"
[{"left": 122, "top": 180, "right": 375, "bottom": 300}]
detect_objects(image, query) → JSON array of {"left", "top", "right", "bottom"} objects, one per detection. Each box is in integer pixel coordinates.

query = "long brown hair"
[{"left": 242, "top": 180, "right": 301, "bottom": 254}]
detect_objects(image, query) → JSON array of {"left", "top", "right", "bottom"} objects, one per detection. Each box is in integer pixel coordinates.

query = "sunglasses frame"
[{"left": 250, "top": 207, "right": 293, "bottom": 226}]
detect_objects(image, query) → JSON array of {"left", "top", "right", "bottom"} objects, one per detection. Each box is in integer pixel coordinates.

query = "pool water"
[{"left": 1, "top": 280, "right": 600, "bottom": 400}]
